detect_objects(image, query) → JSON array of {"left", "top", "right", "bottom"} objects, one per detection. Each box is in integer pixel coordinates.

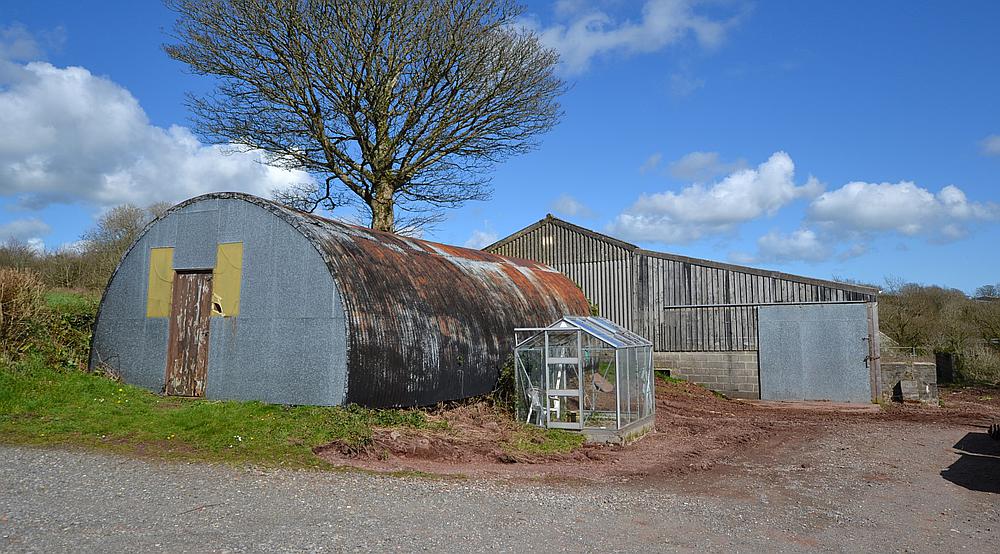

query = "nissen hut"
[{"left": 89, "top": 193, "right": 589, "bottom": 408}]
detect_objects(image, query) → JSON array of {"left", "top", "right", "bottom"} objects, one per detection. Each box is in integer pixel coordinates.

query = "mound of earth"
[{"left": 315, "top": 380, "right": 1000, "bottom": 483}]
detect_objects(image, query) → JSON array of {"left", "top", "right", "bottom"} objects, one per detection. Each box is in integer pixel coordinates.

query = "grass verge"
[
  {"left": 503, "top": 427, "right": 585, "bottom": 455},
  {"left": 0, "top": 358, "right": 438, "bottom": 469}
]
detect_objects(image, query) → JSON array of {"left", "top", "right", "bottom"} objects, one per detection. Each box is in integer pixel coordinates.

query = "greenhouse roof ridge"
[{"left": 515, "top": 315, "right": 652, "bottom": 349}]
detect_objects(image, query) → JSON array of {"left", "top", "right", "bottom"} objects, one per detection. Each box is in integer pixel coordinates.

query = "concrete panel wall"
[
  {"left": 91, "top": 198, "right": 348, "bottom": 406},
  {"left": 653, "top": 351, "right": 760, "bottom": 400}
]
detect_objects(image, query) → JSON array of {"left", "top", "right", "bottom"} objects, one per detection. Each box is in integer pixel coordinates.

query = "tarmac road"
[{"left": 1, "top": 420, "right": 997, "bottom": 553}]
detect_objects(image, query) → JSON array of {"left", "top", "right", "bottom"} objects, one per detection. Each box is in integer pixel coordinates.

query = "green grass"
[
  {"left": 43, "top": 289, "right": 100, "bottom": 311},
  {"left": 654, "top": 370, "right": 686, "bottom": 385},
  {"left": 504, "top": 427, "right": 585, "bottom": 455},
  {"left": 0, "top": 358, "right": 437, "bottom": 468}
]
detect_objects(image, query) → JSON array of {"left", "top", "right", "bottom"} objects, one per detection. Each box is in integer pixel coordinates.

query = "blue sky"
[{"left": 1, "top": 1, "right": 998, "bottom": 292}]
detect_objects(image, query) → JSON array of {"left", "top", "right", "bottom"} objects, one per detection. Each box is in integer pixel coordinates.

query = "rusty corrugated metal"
[{"left": 201, "top": 193, "right": 589, "bottom": 408}]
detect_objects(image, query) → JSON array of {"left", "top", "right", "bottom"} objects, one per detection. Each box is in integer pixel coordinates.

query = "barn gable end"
[{"left": 486, "top": 215, "right": 881, "bottom": 402}]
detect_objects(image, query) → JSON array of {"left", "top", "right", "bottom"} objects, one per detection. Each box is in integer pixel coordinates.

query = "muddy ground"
[{"left": 317, "top": 379, "right": 1000, "bottom": 486}]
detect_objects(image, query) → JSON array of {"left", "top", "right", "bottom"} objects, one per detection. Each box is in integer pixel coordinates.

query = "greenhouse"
[{"left": 514, "top": 316, "right": 655, "bottom": 442}]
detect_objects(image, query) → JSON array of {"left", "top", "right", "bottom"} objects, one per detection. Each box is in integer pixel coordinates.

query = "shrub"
[
  {"left": 957, "top": 344, "right": 1000, "bottom": 384},
  {"left": 488, "top": 357, "right": 517, "bottom": 414},
  {"left": 32, "top": 292, "right": 98, "bottom": 369},
  {"left": 0, "top": 268, "right": 45, "bottom": 359}
]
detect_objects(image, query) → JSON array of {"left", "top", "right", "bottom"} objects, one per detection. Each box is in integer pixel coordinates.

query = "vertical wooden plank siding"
[{"left": 487, "top": 219, "right": 877, "bottom": 352}]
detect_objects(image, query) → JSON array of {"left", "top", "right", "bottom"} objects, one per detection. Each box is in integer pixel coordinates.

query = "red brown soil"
[{"left": 315, "top": 381, "right": 1000, "bottom": 483}]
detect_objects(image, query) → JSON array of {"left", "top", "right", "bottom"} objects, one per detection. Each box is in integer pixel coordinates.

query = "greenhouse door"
[
  {"left": 544, "top": 331, "right": 583, "bottom": 430},
  {"left": 165, "top": 270, "right": 212, "bottom": 397}
]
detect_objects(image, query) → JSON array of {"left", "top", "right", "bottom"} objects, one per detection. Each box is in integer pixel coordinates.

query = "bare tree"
[
  {"left": 0, "top": 239, "right": 39, "bottom": 271},
  {"left": 165, "top": 0, "right": 564, "bottom": 233},
  {"left": 82, "top": 204, "right": 165, "bottom": 288},
  {"left": 975, "top": 284, "right": 999, "bottom": 298}
]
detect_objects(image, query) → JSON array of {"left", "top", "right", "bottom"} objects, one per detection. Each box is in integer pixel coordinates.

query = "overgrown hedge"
[{"left": 0, "top": 268, "right": 97, "bottom": 369}]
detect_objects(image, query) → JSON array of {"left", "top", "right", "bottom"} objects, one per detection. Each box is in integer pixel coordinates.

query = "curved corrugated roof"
[{"left": 151, "top": 193, "right": 591, "bottom": 407}]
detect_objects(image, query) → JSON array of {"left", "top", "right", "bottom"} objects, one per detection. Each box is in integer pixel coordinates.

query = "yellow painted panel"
[
  {"left": 212, "top": 242, "right": 243, "bottom": 317},
  {"left": 145, "top": 247, "right": 175, "bottom": 318}
]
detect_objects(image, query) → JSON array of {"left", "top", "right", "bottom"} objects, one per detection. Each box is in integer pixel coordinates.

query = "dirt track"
[{"left": 317, "top": 380, "right": 1000, "bottom": 485}]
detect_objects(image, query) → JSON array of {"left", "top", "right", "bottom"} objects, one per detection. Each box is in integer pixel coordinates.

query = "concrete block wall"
[
  {"left": 654, "top": 351, "right": 760, "bottom": 400},
  {"left": 881, "top": 359, "right": 938, "bottom": 403}
]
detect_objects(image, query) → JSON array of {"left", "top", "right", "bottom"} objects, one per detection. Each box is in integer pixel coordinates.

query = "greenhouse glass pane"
[
  {"left": 546, "top": 331, "right": 579, "bottom": 359},
  {"left": 547, "top": 362, "right": 580, "bottom": 391},
  {"left": 515, "top": 347, "right": 544, "bottom": 425},
  {"left": 582, "top": 348, "right": 617, "bottom": 429}
]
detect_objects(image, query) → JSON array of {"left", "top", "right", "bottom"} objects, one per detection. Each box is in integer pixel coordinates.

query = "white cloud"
[
  {"left": 0, "top": 217, "right": 50, "bottom": 243},
  {"left": 553, "top": 0, "right": 590, "bottom": 18},
  {"left": 734, "top": 229, "right": 868, "bottom": 265},
  {"left": 669, "top": 72, "right": 704, "bottom": 97},
  {"left": 754, "top": 229, "right": 830, "bottom": 263},
  {"left": 526, "top": 0, "right": 735, "bottom": 75},
  {"left": 551, "top": 194, "right": 595, "bottom": 218},
  {"left": 809, "top": 181, "right": 998, "bottom": 240},
  {"left": 25, "top": 237, "right": 44, "bottom": 253},
  {"left": 609, "top": 151, "right": 822, "bottom": 244},
  {"left": 639, "top": 153, "right": 662, "bottom": 175},
  {"left": 0, "top": 60, "right": 312, "bottom": 211},
  {"left": 668, "top": 151, "right": 747, "bottom": 182},
  {"left": 838, "top": 243, "right": 868, "bottom": 261},
  {"left": 734, "top": 178, "right": 997, "bottom": 264},
  {"left": 0, "top": 24, "right": 43, "bottom": 61},
  {"left": 982, "top": 134, "right": 1000, "bottom": 156},
  {"left": 56, "top": 239, "right": 90, "bottom": 254},
  {"left": 463, "top": 229, "right": 498, "bottom": 249}
]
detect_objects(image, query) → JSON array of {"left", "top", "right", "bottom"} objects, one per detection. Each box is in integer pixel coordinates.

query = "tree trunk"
[{"left": 370, "top": 183, "right": 395, "bottom": 232}]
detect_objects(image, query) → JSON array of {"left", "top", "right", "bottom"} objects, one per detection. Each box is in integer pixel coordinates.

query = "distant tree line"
[
  {"left": 0, "top": 203, "right": 169, "bottom": 291},
  {"left": 974, "top": 283, "right": 1000, "bottom": 299},
  {"left": 878, "top": 278, "right": 1000, "bottom": 383}
]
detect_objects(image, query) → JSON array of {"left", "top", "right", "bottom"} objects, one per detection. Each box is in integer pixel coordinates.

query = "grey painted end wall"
[{"left": 90, "top": 198, "right": 348, "bottom": 406}]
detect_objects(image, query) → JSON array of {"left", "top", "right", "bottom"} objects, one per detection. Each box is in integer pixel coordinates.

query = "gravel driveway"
[{"left": 1, "top": 419, "right": 997, "bottom": 553}]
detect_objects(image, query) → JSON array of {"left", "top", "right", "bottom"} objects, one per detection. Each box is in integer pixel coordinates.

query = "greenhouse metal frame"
[{"left": 514, "top": 316, "right": 655, "bottom": 439}]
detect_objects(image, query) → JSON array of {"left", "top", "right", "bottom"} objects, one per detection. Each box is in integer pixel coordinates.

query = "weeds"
[
  {"left": 0, "top": 268, "right": 45, "bottom": 358},
  {"left": 654, "top": 371, "right": 686, "bottom": 385},
  {"left": 504, "top": 427, "right": 584, "bottom": 455}
]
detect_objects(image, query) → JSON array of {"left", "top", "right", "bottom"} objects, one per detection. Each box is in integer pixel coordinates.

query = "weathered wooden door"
[{"left": 165, "top": 271, "right": 212, "bottom": 396}]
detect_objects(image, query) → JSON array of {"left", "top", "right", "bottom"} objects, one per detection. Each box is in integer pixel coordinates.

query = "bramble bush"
[{"left": 0, "top": 268, "right": 97, "bottom": 369}]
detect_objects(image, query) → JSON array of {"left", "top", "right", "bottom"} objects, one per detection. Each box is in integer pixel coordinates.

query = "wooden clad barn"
[{"left": 486, "top": 215, "right": 882, "bottom": 402}]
